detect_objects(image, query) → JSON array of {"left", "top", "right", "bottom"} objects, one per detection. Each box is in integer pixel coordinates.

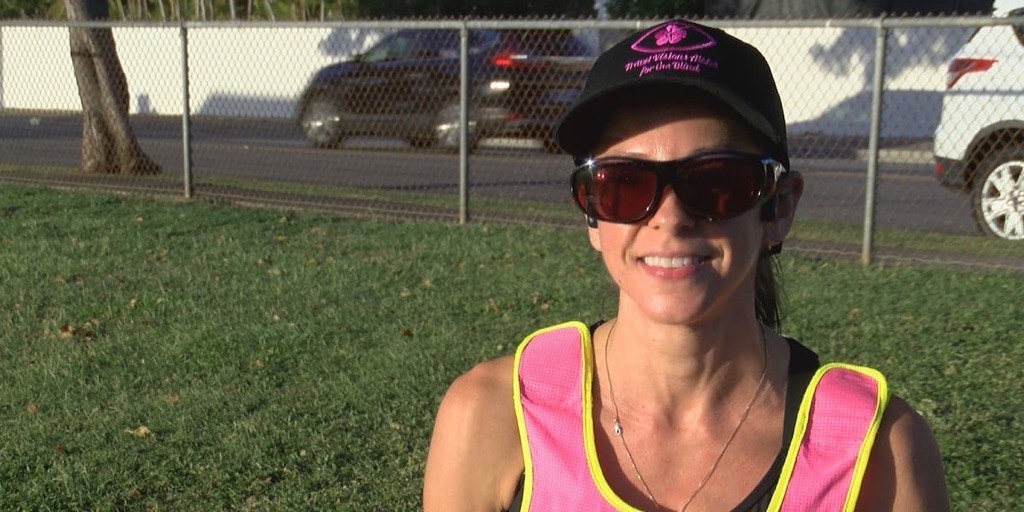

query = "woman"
[{"left": 423, "top": 19, "right": 948, "bottom": 511}]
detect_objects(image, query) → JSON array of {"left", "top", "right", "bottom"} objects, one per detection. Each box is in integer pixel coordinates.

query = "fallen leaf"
[
  {"left": 260, "top": 471, "right": 283, "bottom": 485},
  {"left": 59, "top": 323, "right": 95, "bottom": 341},
  {"left": 55, "top": 444, "right": 67, "bottom": 455},
  {"left": 124, "top": 425, "right": 152, "bottom": 438},
  {"left": 400, "top": 328, "right": 413, "bottom": 337},
  {"left": 26, "top": 403, "right": 39, "bottom": 414}
]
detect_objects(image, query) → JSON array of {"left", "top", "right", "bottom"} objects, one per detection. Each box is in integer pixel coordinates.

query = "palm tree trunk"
[{"left": 65, "top": 0, "right": 161, "bottom": 175}]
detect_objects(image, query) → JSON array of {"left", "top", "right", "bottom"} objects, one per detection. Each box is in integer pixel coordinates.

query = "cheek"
[{"left": 726, "top": 215, "right": 768, "bottom": 263}]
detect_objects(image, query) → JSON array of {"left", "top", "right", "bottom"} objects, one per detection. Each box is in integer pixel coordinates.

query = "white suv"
[{"left": 933, "top": 0, "right": 1024, "bottom": 240}]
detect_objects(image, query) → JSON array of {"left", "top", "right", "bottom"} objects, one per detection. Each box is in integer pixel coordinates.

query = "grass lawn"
[{"left": 0, "top": 185, "right": 1019, "bottom": 510}]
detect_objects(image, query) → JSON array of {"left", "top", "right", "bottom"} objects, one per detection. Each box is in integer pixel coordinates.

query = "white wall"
[{"left": 0, "top": 25, "right": 969, "bottom": 137}]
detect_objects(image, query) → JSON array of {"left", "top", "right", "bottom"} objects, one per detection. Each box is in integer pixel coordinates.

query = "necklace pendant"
[{"left": 613, "top": 419, "right": 622, "bottom": 436}]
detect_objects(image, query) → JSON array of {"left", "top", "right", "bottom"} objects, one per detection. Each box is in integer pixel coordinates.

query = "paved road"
[{"left": 0, "top": 113, "right": 977, "bottom": 236}]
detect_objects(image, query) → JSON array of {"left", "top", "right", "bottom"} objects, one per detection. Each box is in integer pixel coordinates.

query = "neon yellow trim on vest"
[
  {"left": 580, "top": 326, "right": 643, "bottom": 512},
  {"left": 515, "top": 325, "right": 888, "bottom": 511},
  {"left": 513, "top": 321, "right": 641, "bottom": 511},
  {"left": 765, "top": 363, "right": 889, "bottom": 512},
  {"left": 513, "top": 321, "right": 591, "bottom": 511}
]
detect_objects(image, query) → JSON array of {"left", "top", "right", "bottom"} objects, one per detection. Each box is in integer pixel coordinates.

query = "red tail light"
[
  {"left": 946, "top": 58, "right": 997, "bottom": 89},
  {"left": 491, "top": 52, "right": 526, "bottom": 68}
]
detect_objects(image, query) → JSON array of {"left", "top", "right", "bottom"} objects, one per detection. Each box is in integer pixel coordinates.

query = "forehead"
[{"left": 593, "top": 92, "right": 762, "bottom": 157}]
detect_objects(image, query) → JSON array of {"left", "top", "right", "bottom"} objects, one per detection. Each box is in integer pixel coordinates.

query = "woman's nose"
[{"left": 647, "top": 185, "right": 698, "bottom": 229}]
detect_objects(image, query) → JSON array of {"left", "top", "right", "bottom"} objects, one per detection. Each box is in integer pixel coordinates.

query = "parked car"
[
  {"left": 296, "top": 28, "right": 594, "bottom": 152},
  {"left": 933, "top": 0, "right": 1024, "bottom": 240}
]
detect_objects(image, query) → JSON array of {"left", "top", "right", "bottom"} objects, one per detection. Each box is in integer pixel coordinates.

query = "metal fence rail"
[{"left": 1, "top": 17, "right": 1021, "bottom": 270}]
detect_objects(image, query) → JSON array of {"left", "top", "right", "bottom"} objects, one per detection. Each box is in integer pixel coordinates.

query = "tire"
[
  {"left": 970, "top": 145, "right": 1024, "bottom": 240},
  {"left": 299, "top": 95, "right": 345, "bottom": 148}
]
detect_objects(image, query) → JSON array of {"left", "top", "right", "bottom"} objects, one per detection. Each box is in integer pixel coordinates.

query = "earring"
[
  {"left": 586, "top": 215, "right": 598, "bottom": 228},
  {"left": 765, "top": 242, "right": 783, "bottom": 255}
]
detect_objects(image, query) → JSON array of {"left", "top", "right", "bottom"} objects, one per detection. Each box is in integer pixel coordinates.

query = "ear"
[
  {"left": 763, "top": 171, "right": 804, "bottom": 248},
  {"left": 587, "top": 221, "right": 602, "bottom": 252}
]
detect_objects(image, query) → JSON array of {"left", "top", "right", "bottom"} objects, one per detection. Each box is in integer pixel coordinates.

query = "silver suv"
[{"left": 933, "top": 0, "right": 1024, "bottom": 240}]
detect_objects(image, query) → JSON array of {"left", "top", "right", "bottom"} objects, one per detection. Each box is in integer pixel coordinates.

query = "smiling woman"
[{"left": 422, "top": 19, "right": 950, "bottom": 512}]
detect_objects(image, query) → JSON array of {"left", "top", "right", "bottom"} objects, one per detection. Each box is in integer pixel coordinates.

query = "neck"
[{"left": 596, "top": 315, "right": 770, "bottom": 425}]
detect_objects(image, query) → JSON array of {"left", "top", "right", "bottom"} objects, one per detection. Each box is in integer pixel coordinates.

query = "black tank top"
[{"left": 506, "top": 332, "right": 820, "bottom": 512}]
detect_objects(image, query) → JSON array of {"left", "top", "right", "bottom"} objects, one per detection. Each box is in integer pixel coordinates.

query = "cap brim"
[{"left": 555, "top": 78, "right": 783, "bottom": 165}]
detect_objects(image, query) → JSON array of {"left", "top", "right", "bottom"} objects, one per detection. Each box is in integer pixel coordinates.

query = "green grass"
[
  {"left": 0, "top": 185, "right": 1020, "bottom": 510},
  {"left": 6, "top": 164, "right": 1023, "bottom": 261},
  {"left": 790, "top": 219, "right": 1024, "bottom": 260}
]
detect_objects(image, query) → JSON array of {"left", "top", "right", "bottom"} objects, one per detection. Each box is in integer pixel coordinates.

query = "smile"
[{"left": 641, "top": 256, "right": 708, "bottom": 268}]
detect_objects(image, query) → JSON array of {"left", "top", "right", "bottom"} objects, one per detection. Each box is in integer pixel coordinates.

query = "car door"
[
  {"left": 401, "top": 30, "right": 461, "bottom": 130},
  {"left": 349, "top": 30, "right": 421, "bottom": 124}
]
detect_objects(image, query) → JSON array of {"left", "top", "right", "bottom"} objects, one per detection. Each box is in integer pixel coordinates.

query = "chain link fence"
[{"left": 1, "top": 17, "right": 1021, "bottom": 270}]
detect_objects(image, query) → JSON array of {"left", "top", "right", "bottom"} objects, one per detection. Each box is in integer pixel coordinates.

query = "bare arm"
[
  {"left": 423, "top": 356, "right": 523, "bottom": 512},
  {"left": 857, "top": 395, "right": 950, "bottom": 511}
]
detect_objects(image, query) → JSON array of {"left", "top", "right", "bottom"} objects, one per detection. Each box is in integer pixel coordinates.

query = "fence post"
[
  {"left": 458, "top": 22, "right": 470, "bottom": 224},
  {"left": 862, "top": 18, "right": 888, "bottom": 266},
  {"left": 179, "top": 20, "right": 193, "bottom": 199}
]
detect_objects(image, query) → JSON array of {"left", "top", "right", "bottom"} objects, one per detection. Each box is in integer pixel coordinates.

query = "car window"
[
  {"left": 469, "top": 30, "right": 499, "bottom": 53},
  {"left": 423, "top": 30, "right": 459, "bottom": 53},
  {"left": 361, "top": 32, "right": 418, "bottom": 63},
  {"left": 434, "top": 30, "right": 500, "bottom": 58},
  {"left": 503, "top": 30, "right": 591, "bottom": 57}
]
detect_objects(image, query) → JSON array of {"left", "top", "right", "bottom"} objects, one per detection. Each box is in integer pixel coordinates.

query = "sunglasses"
[{"left": 570, "top": 152, "right": 787, "bottom": 224}]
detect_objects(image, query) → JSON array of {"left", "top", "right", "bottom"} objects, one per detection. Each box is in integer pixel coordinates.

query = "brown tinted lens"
[
  {"left": 679, "top": 158, "right": 765, "bottom": 219},
  {"left": 572, "top": 169, "right": 592, "bottom": 213},
  {"left": 592, "top": 163, "right": 659, "bottom": 221}
]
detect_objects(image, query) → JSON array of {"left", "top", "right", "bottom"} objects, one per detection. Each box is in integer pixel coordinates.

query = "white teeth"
[{"left": 642, "top": 256, "right": 705, "bottom": 268}]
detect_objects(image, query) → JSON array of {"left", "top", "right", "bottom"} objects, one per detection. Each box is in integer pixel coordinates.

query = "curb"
[{"left": 854, "top": 147, "right": 935, "bottom": 165}]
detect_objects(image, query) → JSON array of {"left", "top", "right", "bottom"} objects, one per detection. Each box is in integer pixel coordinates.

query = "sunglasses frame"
[{"left": 570, "top": 151, "right": 788, "bottom": 224}]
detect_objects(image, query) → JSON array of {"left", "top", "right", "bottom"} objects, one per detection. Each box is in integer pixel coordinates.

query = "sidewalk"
[{"left": 854, "top": 139, "right": 934, "bottom": 165}]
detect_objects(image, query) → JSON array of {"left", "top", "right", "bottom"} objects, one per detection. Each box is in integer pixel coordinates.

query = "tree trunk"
[{"left": 65, "top": 0, "right": 161, "bottom": 175}]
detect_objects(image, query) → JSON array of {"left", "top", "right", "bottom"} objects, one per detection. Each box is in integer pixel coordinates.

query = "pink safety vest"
[{"left": 513, "top": 321, "right": 889, "bottom": 511}]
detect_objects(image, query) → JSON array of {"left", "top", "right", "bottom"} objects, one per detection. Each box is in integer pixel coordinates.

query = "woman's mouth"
[{"left": 641, "top": 255, "right": 709, "bottom": 268}]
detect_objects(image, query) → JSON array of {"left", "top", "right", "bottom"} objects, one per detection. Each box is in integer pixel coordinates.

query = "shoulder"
[
  {"left": 436, "top": 357, "right": 518, "bottom": 433},
  {"left": 423, "top": 356, "right": 522, "bottom": 512},
  {"left": 856, "top": 394, "right": 950, "bottom": 511}
]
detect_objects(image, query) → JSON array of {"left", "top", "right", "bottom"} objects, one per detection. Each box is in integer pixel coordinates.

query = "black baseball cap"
[{"left": 555, "top": 19, "right": 789, "bottom": 169}]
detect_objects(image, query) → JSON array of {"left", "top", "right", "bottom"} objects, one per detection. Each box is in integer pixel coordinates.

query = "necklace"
[{"left": 602, "top": 319, "right": 769, "bottom": 512}]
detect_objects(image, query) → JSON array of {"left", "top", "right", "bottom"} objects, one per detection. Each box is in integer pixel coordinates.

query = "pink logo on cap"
[
  {"left": 630, "top": 21, "right": 716, "bottom": 54},
  {"left": 622, "top": 21, "right": 720, "bottom": 78}
]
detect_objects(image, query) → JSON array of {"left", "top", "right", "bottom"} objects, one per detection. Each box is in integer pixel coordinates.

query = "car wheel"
[
  {"left": 432, "top": 102, "right": 478, "bottom": 152},
  {"left": 300, "top": 95, "right": 345, "bottom": 148},
  {"left": 971, "top": 146, "right": 1024, "bottom": 240}
]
